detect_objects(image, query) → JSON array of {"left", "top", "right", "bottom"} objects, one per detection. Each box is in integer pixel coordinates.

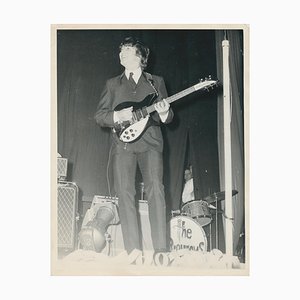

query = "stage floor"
[{"left": 53, "top": 248, "right": 247, "bottom": 276}]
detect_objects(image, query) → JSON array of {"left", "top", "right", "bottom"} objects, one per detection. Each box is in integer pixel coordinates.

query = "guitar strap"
[{"left": 144, "top": 72, "right": 159, "bottom": 96}]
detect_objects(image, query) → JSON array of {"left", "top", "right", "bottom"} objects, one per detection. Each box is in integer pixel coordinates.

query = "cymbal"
[{"left": 204, "top": 190, "right": 238, "bottom": 204}]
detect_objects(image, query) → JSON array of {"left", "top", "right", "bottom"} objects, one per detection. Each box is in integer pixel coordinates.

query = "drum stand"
[
  {"left": 205, "top": 190, "right": 238, "bottom": 252},
  {"left": 207, "top": 209, "right": 219, "bottom": 251},
  {"left": 214, "top": 197, "right": 218, "bottom": 249},
  {"left": 207, "top": 195, "right": 220, "bottom": 250}
]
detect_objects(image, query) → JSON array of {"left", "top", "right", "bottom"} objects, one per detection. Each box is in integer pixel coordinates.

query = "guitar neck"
[{"left": 146, "top": 85, "right": 198, "bottom": 114}]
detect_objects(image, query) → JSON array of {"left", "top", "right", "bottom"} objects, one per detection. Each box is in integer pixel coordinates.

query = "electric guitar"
[{"left": 113, "top": 77, "right": 218, "bottom": 142}]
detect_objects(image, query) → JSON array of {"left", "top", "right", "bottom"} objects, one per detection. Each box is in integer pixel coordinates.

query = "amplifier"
[
  {"left": 57, "top": 157, "right": 68, "bottom": 179},
  {"left": 108, "top": 200, "right": 153, "bottom": 254},
  {"left": 57, "top": 182, "right": 78, "bottom": 251},
  {"left": 137, "top": 200, "right": 153, "bottom": 251},
  {"left": 92, "top": 195, "right": 119, "bottom": 206}
]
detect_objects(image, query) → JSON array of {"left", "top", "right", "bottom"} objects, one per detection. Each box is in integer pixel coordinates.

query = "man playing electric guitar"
[{"left": 94, "top": 37, "right": 173, "bottom": 254}]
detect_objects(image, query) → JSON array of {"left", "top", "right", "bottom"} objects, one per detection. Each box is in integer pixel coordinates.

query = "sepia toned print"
[{"left": 51, "top": 24, "right": 249, "bottom": 275}]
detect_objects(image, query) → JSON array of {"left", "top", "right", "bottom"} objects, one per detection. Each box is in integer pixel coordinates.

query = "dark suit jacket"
[{"left": 95, "top": 71, "right": 173, "bottom": 153}]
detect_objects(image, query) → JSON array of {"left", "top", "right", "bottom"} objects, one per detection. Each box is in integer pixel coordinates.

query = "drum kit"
[{"left": 170, "top": 190, "right": 238, "bottom": 252}]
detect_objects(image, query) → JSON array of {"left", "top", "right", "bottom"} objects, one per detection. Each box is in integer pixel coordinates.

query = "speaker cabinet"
[{"left": 57, "top": 182, "right": 78, "bottom": 251}]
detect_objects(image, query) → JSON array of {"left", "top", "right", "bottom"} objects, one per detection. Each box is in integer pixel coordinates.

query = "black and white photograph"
[
  {"left": 51, "top": 24, "right": 249, "bottom": 275},
  {"left": 3, "top": 0, "right": 300, "bottom": 298}
]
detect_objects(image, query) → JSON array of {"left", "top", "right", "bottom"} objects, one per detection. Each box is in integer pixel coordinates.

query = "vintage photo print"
[{"left": 51, "top": 24, "right": 249, "bottom": 275}]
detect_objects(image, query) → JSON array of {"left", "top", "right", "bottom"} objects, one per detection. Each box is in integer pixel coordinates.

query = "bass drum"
[{"left": 169, "top": 216, "right": 207, "bottom": 252}]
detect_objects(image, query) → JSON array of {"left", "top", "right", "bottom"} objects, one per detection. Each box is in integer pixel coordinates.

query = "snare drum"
[
  {"left": 181, "top": 200, "right": 212, "bottom": 227},
  {"left": 170, "top": 216, "right": 207, "bottom": 252}
]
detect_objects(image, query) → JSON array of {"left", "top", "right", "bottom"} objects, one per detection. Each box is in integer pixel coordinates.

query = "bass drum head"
[{"left": 169, "top": 216, "right": 207, "bottom": 252}]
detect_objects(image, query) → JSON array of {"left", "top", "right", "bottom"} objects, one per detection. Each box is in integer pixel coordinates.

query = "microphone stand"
[{"left": 215, "top": 196, "right": 218, "bottom": 249}]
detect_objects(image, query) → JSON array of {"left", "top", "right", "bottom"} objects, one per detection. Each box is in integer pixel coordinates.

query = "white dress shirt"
[
  {"left": 125, "top": 68, "right": 142, "bottom": 83},
  {"left": 182, "top": 178, "right": 195, "bottom": 204}
]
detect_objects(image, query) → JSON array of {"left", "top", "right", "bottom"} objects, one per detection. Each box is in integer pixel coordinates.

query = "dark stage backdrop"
[{"left": 57, "top": 29, "right": 221, "bottom": 234}]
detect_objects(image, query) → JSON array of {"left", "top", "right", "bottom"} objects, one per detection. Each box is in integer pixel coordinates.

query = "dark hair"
[{"left": 119, "top": 37, "right": 150, "bottom": 69}]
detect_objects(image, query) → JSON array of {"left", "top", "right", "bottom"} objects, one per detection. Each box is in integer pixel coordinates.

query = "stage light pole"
[{"left": 222, "top": 39, "right": 234, "bottom": 256}]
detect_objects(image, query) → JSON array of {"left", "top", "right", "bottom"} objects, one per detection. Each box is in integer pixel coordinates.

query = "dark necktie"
[{"left": 129, "top": 72, "right": 137, "bottom": 88}]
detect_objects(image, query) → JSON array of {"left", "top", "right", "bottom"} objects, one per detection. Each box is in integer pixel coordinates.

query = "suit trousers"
[{"left": 113, "top": 145, "right": 167, "bottom": 253}]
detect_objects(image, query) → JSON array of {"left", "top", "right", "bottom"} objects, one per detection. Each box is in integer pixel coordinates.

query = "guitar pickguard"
[{"left": 119, "top": 116, "right": 150, "bottom": 142}]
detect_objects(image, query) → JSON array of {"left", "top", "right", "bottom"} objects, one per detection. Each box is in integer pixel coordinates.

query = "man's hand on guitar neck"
[
  {"left": 113, "top": 106, "right": 133, "bottom": 123},
  {"left": 154, "top": 99, "right": 170, "bottom": 122}
]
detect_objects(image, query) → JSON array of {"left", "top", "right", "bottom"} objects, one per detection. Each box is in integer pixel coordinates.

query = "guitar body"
[{"left": 113, "top": 93, "right": 157, "bottom": 142}]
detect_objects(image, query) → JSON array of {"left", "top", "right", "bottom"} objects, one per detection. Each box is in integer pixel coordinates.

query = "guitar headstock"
[{"left": 194, "top": 75, "right": 219, "bottom": 91}]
